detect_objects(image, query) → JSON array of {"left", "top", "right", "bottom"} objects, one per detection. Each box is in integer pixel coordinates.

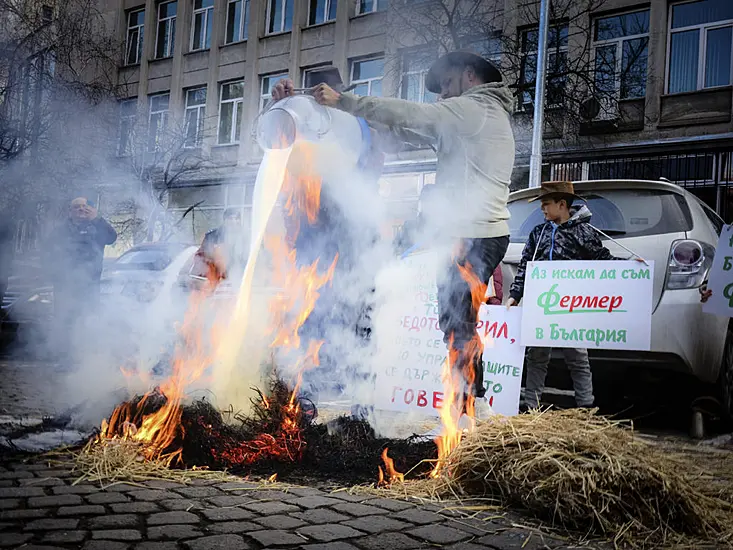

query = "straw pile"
[{"left": 436, "top": 408, "right": 733, "bottom": 547}]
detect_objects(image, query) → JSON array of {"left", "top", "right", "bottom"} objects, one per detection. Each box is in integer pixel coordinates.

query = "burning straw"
[{"left": 432, "top": 408, "right": 733, "bottom": 547}]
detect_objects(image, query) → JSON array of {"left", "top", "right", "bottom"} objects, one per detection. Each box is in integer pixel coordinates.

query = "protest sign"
[
  {"left": 521, "top": 260, "right": 654, "bottom": 351},
  {"left": 703, "top": 224, "right": 733, "bottom": 318},
  {"left": 371, "top": 251, "right": 525, "bottom": 417}
]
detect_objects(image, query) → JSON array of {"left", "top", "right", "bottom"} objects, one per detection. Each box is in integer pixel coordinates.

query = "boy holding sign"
[{"left": 507, "top": 182, "right": 630, "bottom": 411}]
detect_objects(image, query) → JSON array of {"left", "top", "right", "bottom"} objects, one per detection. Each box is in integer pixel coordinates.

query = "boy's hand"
[
  {"left": 700, "top": 286, "right": 712, "bottom": 304},
  {"left": 506, "top": 297, "right": 518, "bottom": 310}
]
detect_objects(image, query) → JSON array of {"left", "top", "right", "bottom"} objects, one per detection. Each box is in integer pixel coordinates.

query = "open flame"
[
  {"left": 431, "top": 260, "right": 488, "bottom": 478},
  {"left": 377, "top": 447, "right": 404, "bottom": 487}
]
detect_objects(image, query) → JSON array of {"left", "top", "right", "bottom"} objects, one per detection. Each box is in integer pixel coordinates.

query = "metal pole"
[{"left": 528, "top": 0, "right": 550, "bottom": 188}]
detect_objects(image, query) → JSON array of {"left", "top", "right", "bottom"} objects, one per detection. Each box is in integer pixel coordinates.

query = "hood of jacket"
[
  {"left": 562, "top": 204, "right": 592, "bottom": 227},
  {"left": 462, "top": 82, "right": 514, "bottom": 115}
]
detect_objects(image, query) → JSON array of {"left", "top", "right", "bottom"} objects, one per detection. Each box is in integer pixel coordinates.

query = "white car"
[{"left": 503, "top": 179, "right": 731, "bottom": 422}]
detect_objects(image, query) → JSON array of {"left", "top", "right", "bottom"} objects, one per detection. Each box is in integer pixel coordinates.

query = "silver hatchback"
[{"left": 503, "top": 179, "right": 732, "bottom": 421}]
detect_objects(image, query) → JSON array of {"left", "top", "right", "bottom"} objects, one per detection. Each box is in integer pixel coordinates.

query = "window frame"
[
  {"left": 155, "top": 0, "right": 177, "bottom": 59},
  {"left": 117, "top": 98, "right": 137, "bottom": 157},
  {"left": 666, "top": 0, "right": 733, "bottom": 94},
  {"left": 190, "top": 0, "right": 214, "bottom": 52},
  {"left": 308, "top": 0, "right": 336, "bottom": 25},
  {"left": 260, "top": 73, "right": 288, "bottom": 110},
  {"left": 519, "top": 23, "right": 569, "bottom": 111},
  {"left": 349, "top": 56, "right": 384, "bottom": 97},
  {"left": 125, "top": 8, "right": 145, "bottom": 66},
  {"left": 218, "top": 80, "right": 244, "bottom": 145},
  {"left": 225, "top": 0, "right": 250, "bottom": 44},
  {"left": 266, "top": 0, "right": 293, "bottom": 35},
  {"left": 355, "top": 0, "right": 384, "bottom": 16},
  {"left": 400, "top": 49, "right": 437, "bottom": 104},
  {"left": 148, "top": 93, "right": 170, "bottom": 153},
  {"left": 184, "top": 87, "right": 207, "bottom": 149},
  {"left": 591, "top": 8, "right": 650, "bottom": 101}
]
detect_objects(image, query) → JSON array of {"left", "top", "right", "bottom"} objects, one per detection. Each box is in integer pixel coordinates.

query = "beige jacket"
[{"left": 337, "top": 83, "right": 515, "bottom": 239}]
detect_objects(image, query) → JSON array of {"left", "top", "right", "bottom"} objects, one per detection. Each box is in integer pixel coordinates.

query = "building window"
[
  {"left": 519, "top": 24, "right": 568, "bottom": 110},
  {"left": 184, "top": 87, "right": 207, "bottom": 148},
  {"left": 260, "top": 73, "right": 288, "bottom": 110},
  {"left": 309, "top": 0, "right": 337, "bottom": 25},
  {"left": 126, "top": 9, "right": 145, "bottom": 65},
  {"left": 401, "top": 51, "right": 437, "bottom": 103},
  {"left": 460, "top": 34, "right": 502, "bottom": 65},
  {"left": 218, "top": 81, "right": 244, "bottom": 144},
  {"left": 668, "top": 0, "right": 733, "bottom": 94},
  {"left": 226, "top": 0, "right": 251, "bottom": 43},
  {"left": 592, "top": 10, "right": 649, "bottom": 103},
  {"left": 118, "top": 98, "right": 137, "bottom": 156},
  {"left": 356, "top": 0, "right": 386, "bottom": 15},
  {"left": 267, "top": 0, "right": 293, "bottom": 34},
  {"left": 155, "top": 1, "right": 177, "bottom": 59},
  {"left": 148, "top": 93, "right": 170, "bottom": 152},
  {"left": 350, "top": 57, "right": 383, "bottom": 96},
  {"left": 191, "top": 0, "right": 214, "bottom": 51}
]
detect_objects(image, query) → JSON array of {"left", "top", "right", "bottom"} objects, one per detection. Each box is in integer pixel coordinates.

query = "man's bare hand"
[
  {"left": 271, "top": 78, "right": 295, "bottom": 101},
  {"left": 312, "top": 83, "right": 341, "bottom": 107}
]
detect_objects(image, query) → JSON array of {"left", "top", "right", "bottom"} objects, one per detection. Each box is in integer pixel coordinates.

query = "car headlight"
[
  {"left": 27, "top": 292, "right": 53, "bottom": 304},
  {"left": 666, "top": 239, "right": 715, "bottom": 290}
]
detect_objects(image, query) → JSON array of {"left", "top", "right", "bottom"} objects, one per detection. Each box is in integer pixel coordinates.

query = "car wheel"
[{"left": 719, "top": 327, "right": 733, "bottom": 425}]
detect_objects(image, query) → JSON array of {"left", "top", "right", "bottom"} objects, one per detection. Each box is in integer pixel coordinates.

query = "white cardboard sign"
[
  {"left": 521, "top": 260, "right": 654, "bottom": 351},
  {"left": 703, "top": 224, "right": 733, "bottom": 318},
  {"left": 372, "top": 251, "right": 525, "bottom": 417}
]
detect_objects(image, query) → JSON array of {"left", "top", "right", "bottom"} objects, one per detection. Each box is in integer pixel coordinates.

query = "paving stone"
[
  {"left": 327, "top": 492, "right": 371, "bottom": 503},
  {"left": 42, "top": 530, "right": 89, "bottom": 543},
  {"left": 393, "top": 508, "right": 442, "bottom": 526},
  {"left": 159, "top": 499, "right": 204, "bottom": 511},
  {"left": 34, "top": 470, "right": 74, "bottom": 478},
  {"left": 245, "top": 490, "right": 297, "bottom": 501},
  {"left": 10, "top": 464, "right": 49, "bottom": 471},
  {"left": 87, "top": 513, "right": 140, "bottom": 529},
  {"left": 214, "top": 482, "right": 259, "bottom": 492},
  {"left": 0, "top": 522, "right": 11, "bottom": 530},
  {"left": 92, "top": 529, "right": 144, "bottom": 541},
  {"left": 24, "top": 518, "right": 80, "bottom": 531},
  {"left": 447, "top": 544, "right": 494, "bottom": 550},
  {"left": 248, "top": 529, "right": 306, "bottom": 547},
  {"left": 353, "top": 533, "right": 422, "bottom": 550},
  {"left": 300, "top": 543, "right": 360, "bottom": 550},
  {"left": 82, "top": 541, "right": 130, "bottom": 550},
  {"left": 134, "top": 543, "right": 180, "bottom": 550},
  {"left": 86, "top": 492, "right": 131, "bottom": 504},
  {"left": 21, "top": 546, "right": 79, "bottom": 550},
  {"left": 144, "top": 480, "right": 186, "bottom": 490},
  {"left": 104, "top": 483, "right": 140, "bottom": 492},
  {"left": 174, "top": 486, "right": 222, "bottom": 498},
  {"left": 0, "top": 486, "right": 46, "bottom": 498},
  {"left": 284, "top": 486, "right": 325, "bottom": 497},
  {"left": 298, "top": 524, "right": 365, "bottom": 542},
  {"left": 147, "top": 511, "right": 200, "bottom": 526},
  {"left": 19, "top": 477, "right": 65, "bottom": 487},
  {"left": 52, "top": 485, "right": 100, "bottom": 495},
  {"left": 201, "top": 507, "right": 254, "bottom": 522},
  {"left": 342, "top": 516, "right": 412, "bottom": 534},
  {"left": 0, "top": 533, "right": 33, "bottom": 547},
  {"left": 57, "top": 505, "right": 106, "bottom": 516},
  {"left": 130, "top": 489, "right": 183, "bottom": 502},
  {"left": 187, "top": 479, "right": 220, "bottom": 487},
  {"left": 291, "top": 509, "right": 351, "bottom": 525},
  {"left": 407, "top": 525, "right": 471, "bottom": 544},
  {"left": 1, "top": 508, "right": 49, "bottom": 519},
  {"left": 147, "top": 525, "right": 202, "bottom": 540},
  {"left": 206, "top": 495, "right": 253, "bottom": 507},
  {"left": 362, "top": 499, "right": 414, "bottom": 512},
  {"left": 478, "top": 530, "right": 560, "bottom": 550},
  {"left": 111, "top": 502, "right": 162, "bottom": 514},
  {"left": 28, "top": 494, "right": 83, "bottom": 507},
  {"left": 242, "top": 501, "right": 300, "bottom": 515},
  {"left": 183, "top": 534, "right": 248, "bottom": 550},
  {"left": 292, "top": 496, "right": 343, "bottom": 508},
  {"left": 205, "top": 521, "right": 260, "bottom": 535},
  {"left": 0, "top": 481, "right": 14, "bottom": 487},
  {"left": 253, "top": 514, "right": 307, "bottom": 530},
  {"left": 331, "top": 503, "right": 389, "bottom": 517},
  {"left": 0, "top": 470, "right": 34, "bottom": 479},
  {"left": 0, "top": 499, "right": 20, "bottom": 510}
]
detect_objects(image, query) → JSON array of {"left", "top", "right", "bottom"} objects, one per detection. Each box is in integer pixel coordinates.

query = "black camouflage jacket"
[{"left": 509, "top": 205, "right": 617, "bottom": 302}]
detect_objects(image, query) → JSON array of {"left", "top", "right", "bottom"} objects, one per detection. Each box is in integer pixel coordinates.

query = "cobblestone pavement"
[{"left": 0, "top": 457, "right": 613, "bottom": 550}]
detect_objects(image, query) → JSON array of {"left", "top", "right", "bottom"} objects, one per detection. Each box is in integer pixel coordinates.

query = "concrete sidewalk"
[{"left": 0, "top": 457, "right": 612, "bottom": 550}]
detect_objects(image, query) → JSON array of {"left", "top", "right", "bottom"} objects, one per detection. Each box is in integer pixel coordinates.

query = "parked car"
[{"left": 502, "top": 179, "right": 731, "bottom": 421}]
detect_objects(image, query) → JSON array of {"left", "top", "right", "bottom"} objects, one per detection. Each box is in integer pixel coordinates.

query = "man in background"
[{"left": 190, "top": 208, "right": 248, "bottom": 286}]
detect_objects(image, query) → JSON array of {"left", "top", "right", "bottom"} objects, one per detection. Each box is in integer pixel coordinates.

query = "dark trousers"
[{"left": 437, "top": 236, "right": 509, "bottom": 398}]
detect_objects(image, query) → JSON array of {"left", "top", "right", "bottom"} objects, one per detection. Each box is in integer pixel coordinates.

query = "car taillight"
[{"left": 666, "top": 239, "right": 714, "bottom": 290}]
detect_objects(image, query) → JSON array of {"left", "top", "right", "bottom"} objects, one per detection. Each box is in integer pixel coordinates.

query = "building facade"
[{"left": 104, "top": 0, "right": 733, "bottom": 245}]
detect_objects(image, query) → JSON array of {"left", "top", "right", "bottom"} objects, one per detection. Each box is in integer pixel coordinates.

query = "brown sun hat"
[
  {"left": 528, "top": 181, "right": 585, "bottom": 203},
  {"left": 425, "top": 50, "right": 502, "bottom": 94}
]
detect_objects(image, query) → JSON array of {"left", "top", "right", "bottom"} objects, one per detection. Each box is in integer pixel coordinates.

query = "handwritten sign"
[
  {"left": 372, "top": 251, "right": 525, "bottom": 417},
  {"left": 703, "top": 224, "right": 733, "bottom": 318},
  {"left": 521, "top": 260, "right": 654, "bottom": 351}
]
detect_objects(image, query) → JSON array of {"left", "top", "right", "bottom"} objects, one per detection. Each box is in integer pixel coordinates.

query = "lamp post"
[{"left": 528, "top": 0, "right": 550, "bottom": 188}]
